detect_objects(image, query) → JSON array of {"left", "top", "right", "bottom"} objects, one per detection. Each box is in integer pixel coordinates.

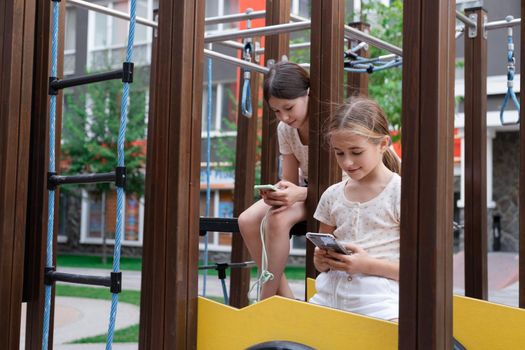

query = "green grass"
[
  {"left": 73, "top": 324, "right": 138, "bottom": 344},
  {"left": 55, "top": 285, "right": 140, "bottom": 306},
  {"left": 57, "top": 254, "right": 142, "bottom": 271}
]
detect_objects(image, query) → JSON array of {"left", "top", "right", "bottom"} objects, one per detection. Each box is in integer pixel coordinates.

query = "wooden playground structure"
[{"left": 1, "top": 0, "right": 525, "bottom": 349}]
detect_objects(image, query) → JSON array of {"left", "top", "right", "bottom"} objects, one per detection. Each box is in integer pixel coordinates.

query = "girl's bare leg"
[{"left": 238, "top": 200, "right": 302, "bottom": 298}]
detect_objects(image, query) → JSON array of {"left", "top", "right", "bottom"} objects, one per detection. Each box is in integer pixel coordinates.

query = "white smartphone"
[
  {"left": 254, "top": 184, "right": 279, "bottom": 192},
  {"left": 306, "top": 232, "right": 351, "bottom": 255}
]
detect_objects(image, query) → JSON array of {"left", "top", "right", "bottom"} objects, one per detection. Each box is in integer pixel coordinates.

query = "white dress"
[{"left": 309, "top": 174, "right": 401, "bottom": 320}]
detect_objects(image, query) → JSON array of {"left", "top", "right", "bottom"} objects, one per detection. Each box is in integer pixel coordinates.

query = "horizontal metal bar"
[
  {"left": 344, "top": 25, "right": 402, "bottom": 56},
  {"left": 205, "top": 10, "right": 266, "bottom": 26},
  {"left": 69, "top": 0, "right": 157, "bottom": 28},
  {"left": 290, "top": 14, "right": 309, "bottom": 22},
  {"left": 47, "top": 271, "right": 112, "bottom": 288},
  {"left": 456, "top": 10, "right": 477, "bottom": 28},
  {"left": 204, "top": 49, "right": 269, "bottom": 74},
  {"left": 218, "top": 40, "right": 311, "bottom": 54},
  {"left": 205, "top": 21, "right": 311, "bottom": 43},
  {"left": 70, "top": 0, "right": 267, "bottom": 28},
  {"left": 199, "top": 217, "right": 240, "bottom": 235},
  {"left": 485, "top": 17, "right": 521, "bottom": 30},
  {"left": 50, "top": 69, "right": 123, "bottom": 91},
  {"left": 49, "top": 172, "right": 116, "bottom": 186}
]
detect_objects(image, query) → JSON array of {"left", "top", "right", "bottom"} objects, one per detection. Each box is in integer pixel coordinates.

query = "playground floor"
[{"left": 18, "top": 253, "right": 520, "bottom": 349}]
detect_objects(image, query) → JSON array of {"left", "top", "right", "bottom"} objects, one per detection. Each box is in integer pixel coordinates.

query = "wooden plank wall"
[
  {"left": 260, "top": 0, "right": 290, "bottom": 185},
  {"left": 463, "top": 6, "right": 488, "bottom": 300},
  {"left": 307, "top": 0, "right": 345, "bottom": 280},
  {"left": 399, "top": 0, "right": 456, "bottom": 349},
  {"left": 139, "top": 0, "right": 205, "bottom": 348},
  {"left": 0, "top": 0, "right": 37, "bottom": 347}
]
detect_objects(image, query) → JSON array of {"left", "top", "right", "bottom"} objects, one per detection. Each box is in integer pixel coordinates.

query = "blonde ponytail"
[{"left": 383, "top": 147, "right": 401, "bottom": 175}]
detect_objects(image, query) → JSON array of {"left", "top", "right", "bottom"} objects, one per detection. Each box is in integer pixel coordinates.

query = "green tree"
[
  {"left": 62, "top": 72, "right": 147, "bottom": 196},
  {"left": 360, "top": 0, "right": 403, "bottom": 137}
]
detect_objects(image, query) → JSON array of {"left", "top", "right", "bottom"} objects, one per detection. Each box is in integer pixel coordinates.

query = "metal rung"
[
  {"left": 49, "top": 62, "right": 133, "bottom": 94},
  {"left": 198, "top": 217, "right": 307, "bottom": 237},
  {"left": 48, "top": 171, "right": 116, "bottom": 190},
  {"left": 199, "top": 217, "right": 240, "bottom": 235},
  {"left": 45, "top": 268, "right": 122, "bottom": 293}
]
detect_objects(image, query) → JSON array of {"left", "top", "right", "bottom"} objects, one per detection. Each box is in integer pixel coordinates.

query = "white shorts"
[{"left": 309, "top": 270, "right": 399, "bottom": 320}]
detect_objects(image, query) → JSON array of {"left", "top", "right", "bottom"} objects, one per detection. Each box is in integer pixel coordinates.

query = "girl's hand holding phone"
[
  {"left": 264, "top": 180, "right": 307, "bottom": 211},
  {"left": 324, "top": 243, "right": 371, "bottom": 275}
]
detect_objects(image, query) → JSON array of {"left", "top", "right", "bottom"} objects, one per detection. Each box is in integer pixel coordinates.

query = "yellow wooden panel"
[
  {"left": 197, "top": 296, "right": 397, "bottom": 350},
  {"left": 453, "top": 295, "right": 525, "bottom": 349}
]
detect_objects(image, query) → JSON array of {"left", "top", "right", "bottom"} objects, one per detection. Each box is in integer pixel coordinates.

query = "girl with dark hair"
[{"left": 238, "top": 62, "right": 310, "bottom": 300}]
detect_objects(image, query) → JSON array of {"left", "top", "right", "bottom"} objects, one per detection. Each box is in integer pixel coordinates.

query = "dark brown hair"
[
  {"left": 327, "top": 96, "right": 401, "bottom": 174},
  {"left": 263, "top": 61, "right": 310, "bottom": 102}
]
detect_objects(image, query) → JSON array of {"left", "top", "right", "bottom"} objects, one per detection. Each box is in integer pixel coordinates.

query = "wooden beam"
[
  {"left": 0, "top": 0, "right": 37, "bottom": 347},
  {"left": 519, "top": 0, "right": 525, "bottom": 309},
  {"left": 24, "top": 1, "right": 65, "bottom": 348},
  {"left": 398, "top": 0, "right": 455, "bottom": 349},
  {"left": 463, "top": 6, "right": 488, "bottom": 300},
  {"left": 261, "top": 0, "right": 290, "bottom": 184},
  {"left": 139, "top": 0, "right": 204, "bottom": 348},
  {"left": 347, "top": 22, "right": 370, "bottom": 98},
  {"left": 307, "top": 0, "right": 344, "bottom": 281},
  {"left": 230, "top": 69, "right": 262, "bottom": 308}
]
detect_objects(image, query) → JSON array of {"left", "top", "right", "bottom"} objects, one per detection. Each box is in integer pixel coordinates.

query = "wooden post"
[
  {"left": 347, "top": 22, "right": 370, "bottom": 97},
  {"left": 260, "top": 0, "right": 290, "bottom": 185},
  {"left": 463, "top": 6, "right": 488, "bottom": 300},
  {"left": 307, "top": 0, "right": 345, "bottom": 281},
  {"left": 23, "top": 0, "right": 65, "bottom": 348},
  {"left": 0, "top": 0, "right": 38, "bottom": 347},
  {"left": 399, "top": 0, "right": 455, "bottom": 349},
  {"left": 139, "top": 0, "right": 204, "bottom": 348},
  {"left": 519, "top": 0, "right": 525, "bottom": 309},
  {"left": 230, "top": 68, "right": 262, "bottom": 308}
]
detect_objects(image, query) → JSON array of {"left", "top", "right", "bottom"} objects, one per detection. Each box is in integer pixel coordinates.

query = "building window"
[
  {"left": 87, "top": 0, "right": 153, "bottom": 70},
  {"left": 80, "top": 190, "right": 144, "bottom": 246},
  {"left": 202, "top": 82, "right": 237, "bottom": 133},
  {"left": 64, "top": 6, "right": 77, "bottom": 75}
]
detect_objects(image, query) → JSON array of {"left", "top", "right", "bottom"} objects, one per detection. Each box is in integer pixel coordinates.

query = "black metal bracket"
[
  {"left": 122, "top": 62, "right": 134, "bottom": 83},
  {"left": 110, "top": 272, "right": 122, "bottom": 293},
  {"left": 115, "top": 166, "right": 127, "bottom": 188},
  {"left": 44, "top": 266, "right": 56, "bottom": 285}
]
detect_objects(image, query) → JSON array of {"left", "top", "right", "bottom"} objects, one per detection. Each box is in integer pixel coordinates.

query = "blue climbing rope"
[
  {"left": 42, "top": 2, "right": 60, "bottom": 349},
  {"left": 500, "top": 16, "right": 520, "bottom": 125},
  {"left": 105, "top": 0, "right": 136, "bottom": 348}
]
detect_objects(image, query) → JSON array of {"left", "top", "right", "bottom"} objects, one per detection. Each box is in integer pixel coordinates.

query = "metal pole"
[
  {"left": 205, "top": 10, "right": 266, "bottom": 25},
  {"left": 344, "top": 25, "right": 403, "bottom": 56},
  {"left": 69, "top": 0, "right": 158, "bottom": 28},
  {"left": 204, "top": 49, "right": 269, "bottom": 74},
  {"left": 218, "top": 40, "right": 311, "bottom": 54},
  {"left": 456, "top": 10, "right": 477, "bottom": 28},
  {"left": 486, "top": 17, "right": 521, "bottom": 30},
  {"left": 205, "top": 21, "right": 311, "bottom": 43}
]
